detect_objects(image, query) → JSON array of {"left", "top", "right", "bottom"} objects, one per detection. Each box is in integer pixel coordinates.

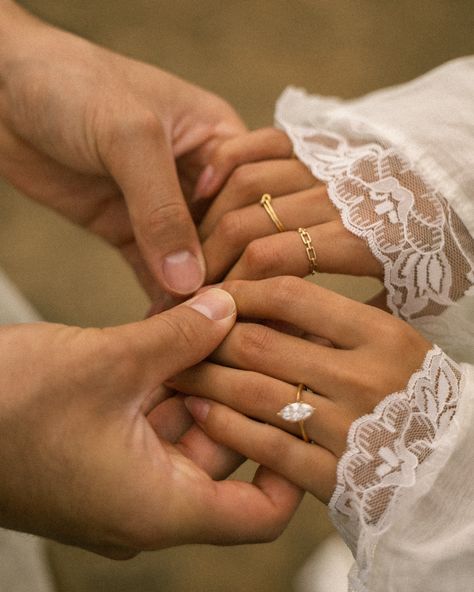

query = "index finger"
[{"left": 103, "top": 112, "right": 205, "bottom": 296}]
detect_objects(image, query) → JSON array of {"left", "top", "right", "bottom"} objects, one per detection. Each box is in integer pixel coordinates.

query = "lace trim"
[
  {"left": 276, "top": 121, "right": 474, "bottom": 322},
  {"left": 328, "top": 346, "right": 464, "bottom": 589}
]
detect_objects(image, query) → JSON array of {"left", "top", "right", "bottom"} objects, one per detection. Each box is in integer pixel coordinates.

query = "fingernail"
[
  {"left": 162, "top": 250, "right": 205, "bottom": 295},
  {"left": 193, "top": 165, "right": 215, "bottom": 201},
  {"left": 186, "top": 288, "right": 235, "bottom": 320},
  {"left": 184, "top": 396, "right": 210, "bottom": 423}
]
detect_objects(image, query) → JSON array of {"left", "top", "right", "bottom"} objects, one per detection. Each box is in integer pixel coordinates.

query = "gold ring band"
[
  {"left": 277, "top": 383, "right": 315, "bottom": 443},
  {"left": 297, "top": 227, "right": 318, "bottom": 275},
  {"left": 260, "top": 194, "right": 286, "bottom": 233}
]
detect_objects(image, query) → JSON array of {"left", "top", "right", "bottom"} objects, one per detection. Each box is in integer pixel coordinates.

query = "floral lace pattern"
[
  {"left": 276, "top": 123, "right": 474, "bottom": 322},
  {"left": 329, "top": 346, "right": 464, "bottom": 589}
]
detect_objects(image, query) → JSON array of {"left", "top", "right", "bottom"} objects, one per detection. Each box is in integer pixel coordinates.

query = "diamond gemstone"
[{"left": 278, "top": 402, "right": 315, "bottom": 423}]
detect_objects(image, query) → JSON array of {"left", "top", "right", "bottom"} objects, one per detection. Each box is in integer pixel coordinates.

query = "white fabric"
[
  {"left": 276, "top": 57, "right": 474, "bottom": 591},
  {"left": 0, "top": 270, "right": 55, "bottom": 592},
  {"left": 296, "top": 533, "right": 353, "bottom": 592}
]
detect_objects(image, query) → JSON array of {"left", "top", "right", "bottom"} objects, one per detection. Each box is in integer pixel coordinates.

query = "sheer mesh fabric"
[
  {"left": 330, "top": 347, "right": 463, "bottom": 589},
  {"left": 274, "top": 124, "right": 474, "bottom": 322},
  {"left": 275, "top": 73, "right": 474, "bottom": 591}
]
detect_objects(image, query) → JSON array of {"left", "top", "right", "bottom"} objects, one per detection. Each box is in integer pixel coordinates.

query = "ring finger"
[
  {"left": 170, "top": 362, "right": 355, "bottom": 457},
  {"left": 225, "top": 221, "right": 382, "bottom": 281}
]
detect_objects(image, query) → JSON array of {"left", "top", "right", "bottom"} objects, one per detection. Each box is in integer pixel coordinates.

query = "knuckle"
[
  {"left": 116, "top": 109, "right": 164, "bottom": 142},
  {"left": 157, "top": 313, "right": 196, "bottom": 350},
  {"left": 227, "top": 163, "right": 259, "bottom": 194},
  {"left": 143, "top": 201, "right": 191, "bottom": 242},
  {"left": 216, "top": 211, "right": 244, "bottom": 246},
  {"left": 267, "top": 276, "right": 303, "bottom": 309},
  {"left": 212, "top": 135, "right": 250, "bottom": 170},
  {"left": 212, "top": 141, "right": 236, "bottom": 169},
  {"left": 220, "top": 279, "right": 246, "bottom": 300},
  {"left": 235, "top": 323, "right": 274, "bottom": 361},
  {"left": 108, "top": 108, "right": 166, "bottom": 151},
  {"left": 242, "top": 238, "right": 277, "bottom": 274}
]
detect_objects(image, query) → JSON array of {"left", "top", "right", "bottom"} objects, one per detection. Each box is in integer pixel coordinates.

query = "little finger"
[{"left": 186, "top": 397, "right": 338, "bottom": 504}]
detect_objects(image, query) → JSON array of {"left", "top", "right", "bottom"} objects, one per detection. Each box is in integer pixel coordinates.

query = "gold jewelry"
[
  {"left": 260, "top": 193, "right": 286, "bottom": 233},
  {"left": 277, "top": 383, "right": 315, "bottom": 443},
  {"left": 297, "top": 227, "right": 318, "bottom": 275}
]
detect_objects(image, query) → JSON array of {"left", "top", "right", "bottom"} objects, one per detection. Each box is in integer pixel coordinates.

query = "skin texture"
[
  {"left": 195, "top": 128, "right": 383, "bottom": 284},
  {"left": 0, "top": 0, "right": 246, "bottom": 306},
  {"left": 171, "top": 277, "right": 432, "bottom": 504},
  {"left": 0, "top": 289, "right": 302, "bottom": 557},
  {"left": 0, "top": 2, "right": 302, "bottom": 558}
]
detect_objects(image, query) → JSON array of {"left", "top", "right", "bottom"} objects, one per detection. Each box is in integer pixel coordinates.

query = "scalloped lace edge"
[{"left": 327, "top": 346, "right": 464, "bottom": 590}]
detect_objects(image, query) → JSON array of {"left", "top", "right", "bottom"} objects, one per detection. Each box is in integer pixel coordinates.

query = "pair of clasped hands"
[{"left": 0, "top": 1, "right": 430, "bottom": 559}]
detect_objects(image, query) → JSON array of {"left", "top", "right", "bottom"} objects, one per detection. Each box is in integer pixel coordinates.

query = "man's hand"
[
  {"left": 0, "top": 1, "right": 246, "bottom": 305},
  {"left": 0, "top": 288, "right": 302, "bottom": 557}
]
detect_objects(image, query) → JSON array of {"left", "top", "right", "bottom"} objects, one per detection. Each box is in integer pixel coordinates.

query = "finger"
[
  {"left": 211, "top": 322, "right": 344, "bottom": 393},
  {"left": 200, "top": 159, "right": 317, "bottom": 240},
  {"left": 225, "top": 220, "right": 382, "bottom": 282},
  {"left": 186, "top": 466, "right": 303, "bottom": 545},
  {"left": 108, "top": 288, "right": 236, "bottom": 385},
  {"left": 203, "top": 186, "right": 337, "bottom": 283},
  {"left": 146, "top": 395, "right": 193, "bottom": 442},
  {"left": 173, "top": 362, "right": 353, "bottom": 456},
  {"left": 223, "top": 277, "right": 373, "bottom": 348},
  {"left": 177, "top": 423, "right": 244, "bottom": 480},
  {"left": 146, "top": 395, "right": 244, "bottom": 478},
  {"left": 103, "top": 113, "right": 205, "bottom": 296},
  {"left": 194, "top": 127, "right": 294, "bottom": 200},
  {"left": 186, "top": 398, "right": 337, "bottom": 503}
]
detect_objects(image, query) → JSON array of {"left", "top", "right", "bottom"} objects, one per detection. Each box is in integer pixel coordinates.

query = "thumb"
[
  {"left": 104, "top": 113, "right": 206, "bottom": 297},
  {"left": 119, "top": 288, "right": 237, "bottom": 381}
]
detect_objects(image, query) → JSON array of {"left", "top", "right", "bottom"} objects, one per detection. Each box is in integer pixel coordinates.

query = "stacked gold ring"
[
  {"left": 260, "top": 194, "right": 286, "bottom": 233},
  {"left": 298, "top": 227, "right": 318, "bottom": 275}
]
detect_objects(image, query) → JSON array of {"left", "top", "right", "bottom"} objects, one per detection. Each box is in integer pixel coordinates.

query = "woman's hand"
[
  {"left": 196, "top": 129, "right": 382, "bottom": 284},
  {"left": 171, "top": 277, "right": 431, "bottom": 503},
  {"left": 0, "top": 1, "right": 245, "bottom": 306},
  {"left": 0, "top": 288, "right": 302, "bottom": 557}
]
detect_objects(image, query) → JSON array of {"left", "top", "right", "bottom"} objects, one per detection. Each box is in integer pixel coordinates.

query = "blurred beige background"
[{"left": 0, "top": 1, "right": 473, "bottom": 591}]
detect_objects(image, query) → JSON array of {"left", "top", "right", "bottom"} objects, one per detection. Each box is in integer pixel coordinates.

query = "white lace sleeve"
[
  {"left": 275, "top": 57, "right": 474, "bottom": 591},
  {"left": 275, "top": 56, "right": 474, "bottom": 364}
]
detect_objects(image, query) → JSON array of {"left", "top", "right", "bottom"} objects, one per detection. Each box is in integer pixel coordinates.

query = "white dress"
[{"left": 275, "top": 57, "right": 474, "bottom": 591}]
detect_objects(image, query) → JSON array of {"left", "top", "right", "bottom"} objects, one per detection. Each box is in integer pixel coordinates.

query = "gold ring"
[
  {"left": 297, "top": 228, "right": 318, "bottom": 275},
  {"left": 260, "top": 194, "right": 286, "bottom": 233},
  {"left": 277, "top": 383, "right": 315, "bottom": 443}
]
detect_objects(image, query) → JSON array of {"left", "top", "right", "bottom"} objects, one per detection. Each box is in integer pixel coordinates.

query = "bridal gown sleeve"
[{"left": 274, "top": 56, "right": 474, "bottom": 591}]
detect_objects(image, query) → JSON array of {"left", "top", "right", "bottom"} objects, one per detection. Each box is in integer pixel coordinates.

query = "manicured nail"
[
  {"left": 186, "top": 288, "right": 235, "bottom": 320},
  {"left": 193, "top": 165, "right": 215, "bottom": 201},
  {"left": 184, "top": 396, "right": 210, "bottom": 423},
  {"left": 162, "top": 249, "right": 205, "bottom": 295}
]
